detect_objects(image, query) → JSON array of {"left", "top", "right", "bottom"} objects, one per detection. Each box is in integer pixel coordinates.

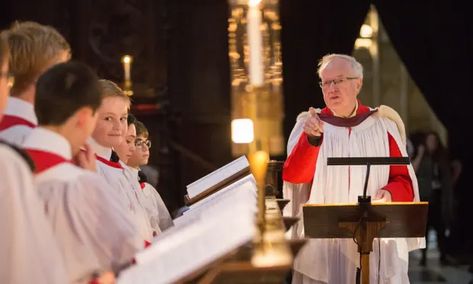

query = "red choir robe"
[
  {"left": 282, "top": 102, "right": 423, "bottom": 284},
  {"left": 283, "top": 103, "right": 414, "bottom": 201}
]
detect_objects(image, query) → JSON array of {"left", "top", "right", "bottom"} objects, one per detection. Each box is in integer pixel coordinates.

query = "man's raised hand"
[{"left": 303, "top": 107, "right": 324, "bottom": 137}]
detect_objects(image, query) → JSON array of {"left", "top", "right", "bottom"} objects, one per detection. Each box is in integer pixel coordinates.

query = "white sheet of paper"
[
  {"left": 186, "top": 156, "right": 249, "bottom": 199},
  {"left": 117, "top": 201, "right": 256, "bottom": 284},
  {"left": 170, "top": 175, "right": 256, "bottom": 229},
  {"left": 117, "top": 169, "right": 258, "bottom": 284},
  {"left": 186, "top": 174, "right": 257, "bottom": 215}
]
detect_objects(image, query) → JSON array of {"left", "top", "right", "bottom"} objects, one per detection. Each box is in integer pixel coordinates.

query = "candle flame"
[
  {"left": 249, "top": 150, "right": 269, "bottom": 186},
  {"left": 121, "top": 55, "right": 132, "bottom": 64}
]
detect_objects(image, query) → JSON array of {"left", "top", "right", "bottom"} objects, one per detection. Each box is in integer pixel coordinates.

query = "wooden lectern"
[{"left": 303, "top": 157, "right": 428, "bottom": 284}]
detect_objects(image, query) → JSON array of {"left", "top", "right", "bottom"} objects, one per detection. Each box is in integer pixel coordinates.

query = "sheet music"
[
  {"left": 117, "top": 200, "right": 256, "bottom": 284},
  {"left": 158, "top": 176, "right": 256, "bottom": 246},
  {"left": 172, "top": 175, "right": 256, "bottom": 229},
  {"left": 152, "top": 214, "right": 198, "bottom": 243},
  {"left": 172, "top": 211, "right": 199, "bottom": 227},
  {"left": 186, "top": 155, "right": 249, "bottom": 199},
  {"left": 185, "top": 183, "right": 257, "bottom": 222},
  {"left": 117, "top": 157, "right": 258, "bottom": 283},
  {"left": 186, "top": 174, "right": 256, "bottom": 214}
]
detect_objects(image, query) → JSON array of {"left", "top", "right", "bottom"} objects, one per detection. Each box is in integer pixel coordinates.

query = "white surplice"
[
  {"left": 142, "top": 182, "right": 174, "bottom": 231},
  {"left": 23, "top": 128, "right": 141, "bottom": 283},
  {"left": 0, "top": 97, "right": 37, "bottom": 145},
  {"left": 121, "top": 163, "right": 163, "bottom": 236},
  {"left": 0, "top": 143, "right": 68, "bottom": 284},
  {"left": 128, "top": 167, "right": 174, "bottom": 232},
  {"left": 284, "top": 111, "right": 424, "bottom": 284},
  {"left": 89, "top": 138, "right": 154, "bottom": 244}
]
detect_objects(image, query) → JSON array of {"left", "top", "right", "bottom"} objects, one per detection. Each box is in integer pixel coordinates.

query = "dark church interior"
[{"left": 1, "top": 0, "right": 473, "bottom": 282}]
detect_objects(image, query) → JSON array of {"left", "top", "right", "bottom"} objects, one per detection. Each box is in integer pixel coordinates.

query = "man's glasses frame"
[{"left": 319, "top": 77, "right": 358, "bottom": 89}]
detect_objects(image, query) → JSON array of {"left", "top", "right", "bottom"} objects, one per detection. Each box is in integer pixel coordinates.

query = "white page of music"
[
  {"left": 185, "top": 174, "right": 257, "bottom": 216},
  {"left": 117, "top": 198, "right": 256, "bottom": 284},
  {"left": 186, "top": 156, "right": 249, "bottom": 198}
]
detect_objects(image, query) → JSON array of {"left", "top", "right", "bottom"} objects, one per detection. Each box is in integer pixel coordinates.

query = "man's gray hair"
[{"left": 317, "top": 54, "right": 363, "bottom": 79}]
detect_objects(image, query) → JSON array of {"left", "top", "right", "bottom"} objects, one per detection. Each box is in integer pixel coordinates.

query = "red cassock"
[
  {"left": 283, "top": 103, "right": 414, "bottom": 202},
  {"left": 281, "top": 103, "right": 422, "bottom": 284}
]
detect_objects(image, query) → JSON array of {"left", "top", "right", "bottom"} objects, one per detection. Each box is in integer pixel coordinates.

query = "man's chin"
[{"left": 328, "top": 100, "right": 342, "bottom": 107}]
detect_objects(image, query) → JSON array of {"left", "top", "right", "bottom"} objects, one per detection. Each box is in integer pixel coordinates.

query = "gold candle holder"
[
  {"left": 249, "top": 147, "right": 292, "bottom": 269},
  {"left": 228, "top": 0, "right": 292, "bottom": 269},
  {"left": 228, "top": 0, "right": 285, "bottom": 157}
]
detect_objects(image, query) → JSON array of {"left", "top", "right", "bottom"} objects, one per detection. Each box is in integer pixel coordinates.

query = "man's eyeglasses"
[
  {"left": 319, "top": 77, "right": 358, "bottom": 89},
  {"left": 0, "top": 71, "right": 14, "bottom": 88},
  {"left": 135, "top": 139, "right": 151, "bottom": 149}
]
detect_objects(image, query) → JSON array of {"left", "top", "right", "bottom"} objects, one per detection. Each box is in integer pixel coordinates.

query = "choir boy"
[
  {"left": 0, "top": 21, "right": 70, "bottom": 144},
  {"left": 23, "top": 62, "right": 141, "bottom": 283},
  {"left": 127, "top": 120, "right": 173, "bottom": 232},
  {"left": 89, "top": 79, "right": 153, "bottom": 245},
  {"left": 0, "top": 30, "right": 68, "bottom": 284}
]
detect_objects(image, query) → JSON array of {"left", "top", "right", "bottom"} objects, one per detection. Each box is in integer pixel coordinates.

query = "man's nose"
[{"left": 327, "top": 81, "right": 337, "bottom": 91}]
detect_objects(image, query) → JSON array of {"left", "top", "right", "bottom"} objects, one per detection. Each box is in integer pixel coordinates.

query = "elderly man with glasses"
[{"left": 282, "top": 54, "right": 423, "bottom": 284}]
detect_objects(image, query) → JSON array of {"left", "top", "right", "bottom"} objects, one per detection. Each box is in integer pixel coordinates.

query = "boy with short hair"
[
  {"left": 22, "top": 62, "right": 140, "bottom": 283},
  {"left": 0, "top": 31, "right": 68, "bottom": 284},
  {"left": 127, "top": 120, "right": 173, "bottom": 231},
  {"left": 90, "top": 79, "right": 154, "bottom": 245},
  {"left": 0, "top": 21, "right": 70, "bottom": 145},
  {"left": 116, "top": 115, "right": 163, "bottom": 236}
]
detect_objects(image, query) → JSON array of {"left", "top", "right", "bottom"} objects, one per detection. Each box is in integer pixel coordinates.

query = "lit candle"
[
  {"left": 249, "top": 150, "right": 269, "bottom": 188},
  {"left": 249, "top": 150, "right": 269, "bottom": 225},
  {"left": 247, "top": 0, "right": 263, "bottom": 86},
  {"left": 121, "top": 55, "right": 133, "bottom": 82}
]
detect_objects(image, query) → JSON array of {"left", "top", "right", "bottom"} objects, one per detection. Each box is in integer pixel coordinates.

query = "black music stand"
[{"left": 303, "top": 157, "right": 428, "bottom": 284}]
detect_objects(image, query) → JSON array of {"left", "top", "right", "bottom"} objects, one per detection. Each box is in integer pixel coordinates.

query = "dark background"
[{"left": 2, "top": 0, "right": 472, "bottom": 256}]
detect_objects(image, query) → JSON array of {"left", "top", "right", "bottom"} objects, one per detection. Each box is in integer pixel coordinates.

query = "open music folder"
[
  {"left": 118, "top": 166, "right": 258, "bottom": 284},
  {"left": 185, "top": 155, "right": 251, "bottom": 205}
]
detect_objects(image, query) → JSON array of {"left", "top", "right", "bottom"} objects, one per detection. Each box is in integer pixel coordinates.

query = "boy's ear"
[{"left": 73, "top": 107, "right": 94, "bottom": 128}]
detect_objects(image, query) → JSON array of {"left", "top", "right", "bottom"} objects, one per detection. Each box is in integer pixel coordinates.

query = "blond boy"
[
  {"left": 0, "top": 30, "right": 68, "bottom": 284},
  {"left": 0, "top": 21, "right": 70, "bottom": 144},
  {"left": 90, "top": 80, "right": 154, "bottom": 246}
]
